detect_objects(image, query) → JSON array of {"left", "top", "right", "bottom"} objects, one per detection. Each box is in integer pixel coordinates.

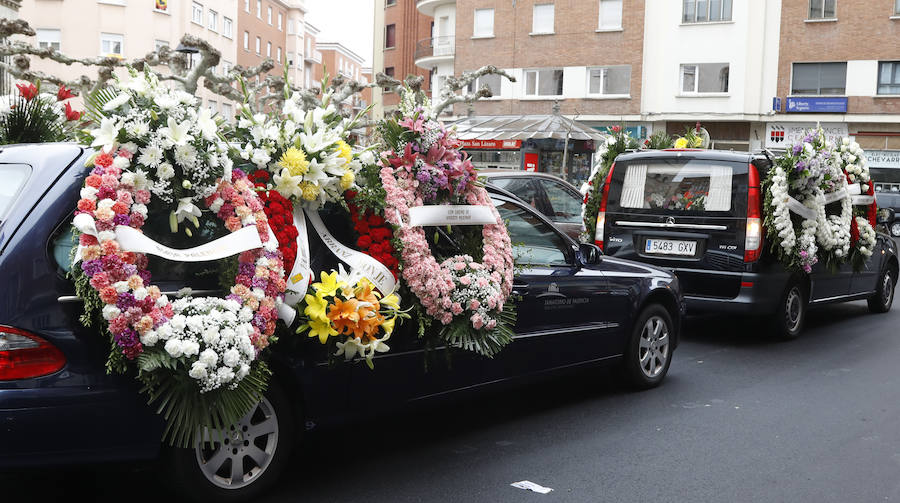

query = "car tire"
[
  {"left": 891, "top": 221, "right": 900, "bottom": 238},
  {"left": 622, "top": 304, "right": 674, "bottom": 390},
  {"left": 867, "top": 265, "right": 896, "bottom": 314},
  {"left": 162, "top": 378, "right": 295, "bottom": 503},
  {"left": 771, "top": 281, "right": 806, "bottom": 340}
]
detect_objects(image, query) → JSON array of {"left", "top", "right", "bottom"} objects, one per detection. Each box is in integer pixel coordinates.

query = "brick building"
[
  {"left": 237, "top": 0, "right": 290, "bottom": 81},
  {"left": 374, "top": 0, "right": 433, "bottom": 113}
]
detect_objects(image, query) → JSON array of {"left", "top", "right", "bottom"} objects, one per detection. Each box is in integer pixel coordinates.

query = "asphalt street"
[{"left": 8, "top": 297, "right": 900, "bottom": 502}]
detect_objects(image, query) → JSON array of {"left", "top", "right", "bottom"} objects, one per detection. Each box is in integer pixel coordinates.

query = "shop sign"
[
  {"left": 765, "top": 122, "right": 848, "bottom": 150},
  {"left": 524, "top": 152, "right": 538, "bottom": 172},
  {"left": 459, "top": 139, "right": 522, "bottom": 149},
  {"left": 785, "top": 97, "right": 848, "bottom": 113},
  {"left": 864, "top": 150, "right": 900, "bottom": 170}
]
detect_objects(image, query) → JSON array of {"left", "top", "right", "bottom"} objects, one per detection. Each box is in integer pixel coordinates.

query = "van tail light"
[
  {"left": 595, "top": 162, "right": 616, "bottom": 250},
  {"left": 744, "top": 163, "right": 763, "bottom": 263},
  {"left": 0, "top": 326, "right": 66, "bottom": 380}
]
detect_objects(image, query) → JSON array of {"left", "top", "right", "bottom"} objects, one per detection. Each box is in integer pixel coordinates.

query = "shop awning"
[{"left": 450, "top": 114, "right": 607, "bottom": 142}]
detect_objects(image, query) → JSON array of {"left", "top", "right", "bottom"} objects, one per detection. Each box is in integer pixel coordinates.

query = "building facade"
[
  {"left": 236, "top": 0, "right": 290, "bottom": 81},
  {"left": 379, "top": 0, "right": 433, "bottom": 110},
  {"left": 18, "top": 0, "right": 239, "bottom": 117}
]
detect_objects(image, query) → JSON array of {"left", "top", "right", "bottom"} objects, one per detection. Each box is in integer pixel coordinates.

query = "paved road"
[{"left": 9, "top": 298, "right": 900, "bottom": 502}]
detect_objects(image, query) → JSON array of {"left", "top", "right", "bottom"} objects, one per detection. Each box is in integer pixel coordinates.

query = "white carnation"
[
  {"left": 133, "top": 287, "right": 148, "bottom": 301},
  {"left": 165, "top": 339, "right": 184, "bottom": 358},
  {"left": 113, "top": 281, "right": 129, "bottom": 293},
  {"left": 98, "top": 231, "right": 116, "bottom": 242},
  {"left": 222, "top": 348, "right": 241, "bottom": 367},
  {"left": 102, "top": 305, "right": 121, "bottom": 321},
  {"left": 140, "top": 330, "right": 159, "bottom": 346},
  {"left": 199, "top": 348, "right": 218, "bottom": 367},
  {"left": 189, "top": 361, "right": 208, "bottom": 380},
  {"left": 182, "top": 340, "right": 200, "bottom": 357},
  {"left": 113, "top": 156, "right": 130, "bottom": 170}
]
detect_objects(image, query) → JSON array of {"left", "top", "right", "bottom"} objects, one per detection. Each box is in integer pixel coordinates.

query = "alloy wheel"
[
  {"left": 638, "top": 315, "right": 670, "bottom": 378},
  {"left": 785, "top": 287, "right": 803, "bottom": 333},
  {"left": 194, "top": 397, "right": 279, "bottom": 490},
  {"left": 882, "top": 272, "right": 894, "bottom": 307},
  {"left": 891, "top": 222, "right": 900, "bottom": 237}
]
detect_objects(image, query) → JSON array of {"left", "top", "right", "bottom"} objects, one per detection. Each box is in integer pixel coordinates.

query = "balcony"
[
  {"left": 416, "top": 0, "right": 455, "bottom": 17},
  {"left": 304, "top": 49, "right": 322, "bottom": 64},
  {"left": 414, "top": 36, "right": 455, "bottom": 69}
]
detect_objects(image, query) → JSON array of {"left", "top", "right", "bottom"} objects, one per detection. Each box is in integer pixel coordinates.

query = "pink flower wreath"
[
  {"left": 75, "top": 150, "right": 286, "bottom": 372},
  {"left": 380, "top": 165, "right": 514, "bottom": 330}
]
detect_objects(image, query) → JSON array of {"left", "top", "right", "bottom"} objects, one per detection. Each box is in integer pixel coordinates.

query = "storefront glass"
[{"left": 467, "top": 150, "right": 521, "bottom": 170}]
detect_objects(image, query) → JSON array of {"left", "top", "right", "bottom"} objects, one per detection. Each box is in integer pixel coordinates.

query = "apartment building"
[
  {"left": 773, "top": 0, "right": 900, "bottom": 187},
  {"left": 18, "top": 0, "right": 238, "bottom": 117},
  {"left": 237, "top": 0, "right": 289, "bottom": 80},
  {"left": 375, "top": 0, "right": 432, "bottom": 112}
]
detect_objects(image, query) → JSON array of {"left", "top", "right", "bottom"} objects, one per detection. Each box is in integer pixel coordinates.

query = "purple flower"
[
  {"left": 115, "top": 328, "right": 143, "bottom": 359},
  {"left": 232, "top": 168, "right": 246, "bottom": 180},
  {"left": 251, "top": 276, "right": 267, "bottom": 289},
  {"left": 122, "top": 264, "right": 138, "bottom": 278},
  {"left": 138, "top": 269, "right": 152, "bottom": 284},
  {"left": 116, "top": 292, "right": 136, "bottom": 310},
  {"left": 792, "top": 144, "right": 803, "bottom": 155},
  {"left": 252, "top": 313, "right": 266, "bottom": 331},
  {"left": 227, "top": 293, "right": 243, "bottom": 304},
  {"left": 113, "top": 214, "right": 130, "bottom": 226},
  {"left": 239, "top": 262, "right": 255, "bottom": 276},
  {"left": 81, "top": 259, "right": 104, "bottom": 277}
]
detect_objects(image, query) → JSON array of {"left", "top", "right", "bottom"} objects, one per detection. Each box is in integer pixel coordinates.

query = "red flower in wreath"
[{"left": 346, "top": 193, "right": 399, "bottom": 279}]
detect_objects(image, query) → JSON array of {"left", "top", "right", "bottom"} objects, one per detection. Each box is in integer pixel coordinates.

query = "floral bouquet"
[
  {"left": 377, "top": 88, "right": 516, "bottom": 358},
  {"left": 581, "top": 125, "right": 639, "bottom": 243},
  {"left": 0, "top": 81, "right": 83, "bottom": 144},
  {"left": 837, "top": 138, "right": 877, "bottom": 269},
  {"left": 298, "top": 269, "right": 406, "bottom": 368}
]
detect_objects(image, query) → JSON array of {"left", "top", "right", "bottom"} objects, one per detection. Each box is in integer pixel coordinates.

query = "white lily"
[
  {"left": 89, "top": 117, "right": 122, "bottom": 153},
  {"left": 159, "top": 117, "right": 192, "bottom": 147},
  {"left": 196, "top": 106, "right": 218, "bottom": 141},
  {"left": 172, "top": 197, "right": 202, "bottom": 230}
]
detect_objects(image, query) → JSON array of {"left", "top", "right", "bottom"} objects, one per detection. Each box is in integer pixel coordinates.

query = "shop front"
[{"left": 453, "top": 114, "right": 605, "bottom": 187}]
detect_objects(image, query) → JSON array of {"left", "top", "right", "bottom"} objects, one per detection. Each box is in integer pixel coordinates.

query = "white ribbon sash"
[
  {"left": 820, "top": 188, "right": 849, "bottom": 205},
  {"left": 408, "top": 205, "right": 497, "bottom": 227},
  {"left": 306, "top": 209, "right": 397, "bottom": 295},
  {"left": 115, "top": 225, "right": 262, "bottom": 262},
  {"left": 852, "top": 195, "right": 876, "bottom": 206},
  {"left": 283, "top": 205, "right": 312, "bottom": 306},
  {"left": 786, "top": 196, "right": 817, "bottom": 221},
  {"left": 847, "top": 183, "right": 861, "bottom": 196}
]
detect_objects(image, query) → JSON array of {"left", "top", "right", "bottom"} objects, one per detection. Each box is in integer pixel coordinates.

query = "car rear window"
[
  {"left": 619, "top": 160, "right": 734, "bottom": 212},
  {"left": 0, "top": 164, "right": 31, "bottom": 221}
]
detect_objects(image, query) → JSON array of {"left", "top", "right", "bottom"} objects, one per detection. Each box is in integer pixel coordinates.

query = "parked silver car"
[{"left": 479, "top": 170, "right": 585, "bottom": 240}]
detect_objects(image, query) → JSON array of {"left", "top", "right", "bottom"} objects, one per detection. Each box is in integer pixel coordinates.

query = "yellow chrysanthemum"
[
  {"left": 300, "top": 181, "right": 320, "bottom": 201},
  {"left": 277, "top": 147, "right": 310, "bottom": 177},
  {"left": 340, "top": 170, "right": 355, "bottom": 191},
  {"left": 335, "top": 140, "right": 353, "bottom": 164},
  {"left": 674, "top": 137, "right": 689, "bottom": 149}
]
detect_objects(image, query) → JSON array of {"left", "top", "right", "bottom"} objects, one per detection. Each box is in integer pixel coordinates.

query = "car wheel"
[
  {"left": 163, "top": 379, "right": 295, "bottom": 503},
  {"left": 622, "top": 304, "right": 673, "bottom": 390},
  {"left": 868, "top": 265, "right": 896, "bottom": 314},
  {"left": 772, "top": 281, "right": 806, "bottom": 340},
  {"left": 891, "top": 221, "right": 900, "bottom": 238}
]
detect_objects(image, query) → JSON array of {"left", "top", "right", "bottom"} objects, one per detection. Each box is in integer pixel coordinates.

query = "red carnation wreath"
[
  {"left": 346, "top": 191, "right": 399, "bottom": 279},
  {"left": 251, "top": 170, "right": 298, "bottom": 276}
]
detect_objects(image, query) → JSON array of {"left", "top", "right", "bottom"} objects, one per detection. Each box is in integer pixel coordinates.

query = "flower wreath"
[
  {"left": 75, "top": 156, "right": 286, "bottom": 445},
  {"left": 838, "top": 138, "right": 877, "bottom": 268}
]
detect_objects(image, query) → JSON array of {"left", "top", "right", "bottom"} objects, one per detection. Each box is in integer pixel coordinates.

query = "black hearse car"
[{"left": 591, "top": 149, "right": 897, "bottom": 339}]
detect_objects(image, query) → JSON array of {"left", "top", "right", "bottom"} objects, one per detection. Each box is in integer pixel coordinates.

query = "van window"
[
  {"left": 0, "top": 164, "right": 31, "bottom": 221},
  {"left": 620, "top": 161, "right": 733, "bottom": 212}
]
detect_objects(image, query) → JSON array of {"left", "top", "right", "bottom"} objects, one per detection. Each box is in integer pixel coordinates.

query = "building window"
[
  {"left": 895, "top": 0, "right": 900, "bottom": 15},
  {"left": 683, "top": 0, "right": 733, "bottom": 23},
  {"left": 267, "top": 6, "right": 272, "bottom": 24},
  {"left": 244, "top": 0, "right": 249, "bottom": 12},
  {"left": 385, "top": 24, "right": 396, "bottom": 48},
  {"left": 288, "top": 20, "right": 295, "bottom": 34},
  {"left": 222, "top": 61, "right": 232, "bottom": 76},
  {"left": 256, "top": 36, "right": 261, "bottom": 54},
  {"left": 877, "top": 62, "right": 900, "bottom": 94},
  {"left": 207, "top": 10, "right": 217, "bottom": 31},
  {"left": 474, "top": 8, "right": 494, "bottom": 37},
  {"left": 100, "top": 32, "right": 124, "bottom": 57},
  {"left": 532, "top": 4, "right": 554, "bottom": 34},
  {"left": 386, "top": 0, "right": 396, "bottom": 5},
  {"left": 256, "top": 0, "right": 261, "bottom": 18},
  {"left": 276, "top": 47, "right": 282, "bottom": 63},
  {"left": 36, "top": 28, "right": 61, "bottom": 51},
  {"left": 588, "top": 65, "right": 631, "bottom": 95},
  {"left": 791, "top": 62, "right": 846, "bottom": 95},
  {"left": 222, "top": 103, "right": 233, "bottom": 123},
  {"left": 191, "top": 2, "right": 203, "bottom": 24},
  {"left": 808, "top": 0, "right": 836, "bottom": 19},
  {"left": 267, "top": 42, "right": 272, "bottom": 57},
  {"left": 208, "top": 100, "right": 217, "bottom": 112},
  {"left": 384, "top": 66, "right": 395, "bottom": 91},
  {"left": 154, "top": 39, "right": 168, "bottom": 52},
  {"left": 243, "top": 31, "right": 249, "bottom": 50},
  {"left": 524, "top": 69, "right": 564, "bottom": 96},
  {"left": 278, "top": 12, "right": 283, "bottom": 30},
  {"left": 598, "top": 0, "right": 623, "bottom": 29},
  {"left": 680, "top": 63, "right": 729, "bottom": 93},
  {"left": 223, "top": 17, "right": 233, "bottom": 38},
  {"left": 467, "top": 73, "right": 503, "bottom": 96}
]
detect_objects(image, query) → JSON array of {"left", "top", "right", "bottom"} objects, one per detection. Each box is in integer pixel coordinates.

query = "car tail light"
[
  {"left": 0, "top": 326, "right": 66, "bottom": 380},
  {"left": 744, "top": 163, "right": 763, "bottom": 262},
  {"left": 595, "top": 163, "right": 616, "bottom": 250}
]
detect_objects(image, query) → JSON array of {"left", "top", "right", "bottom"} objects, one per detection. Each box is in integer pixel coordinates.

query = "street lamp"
[{"left": 175, "top": 43, "right": 199, "bottom": 69}]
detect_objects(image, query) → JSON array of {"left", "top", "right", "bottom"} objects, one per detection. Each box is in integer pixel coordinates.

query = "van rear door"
[{"left": 602, "top": 156, "right": 748, "bottom": 300}]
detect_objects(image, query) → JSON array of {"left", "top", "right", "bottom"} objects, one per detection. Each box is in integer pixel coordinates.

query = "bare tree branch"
[{"left": 432, "top": 65, "right": 516, "bottom": 116}]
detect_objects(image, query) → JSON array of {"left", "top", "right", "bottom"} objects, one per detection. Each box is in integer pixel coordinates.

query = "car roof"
[
  {"left": 616, "top": 149, "right": 762, "bottom": 163},
  {"left": 478, "top": 169, "right": 580, "bottom": 189}
]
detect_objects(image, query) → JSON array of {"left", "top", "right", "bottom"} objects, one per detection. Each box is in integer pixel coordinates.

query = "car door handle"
[{"left": 512, "top": 283, "right": 530, "bottom": 296}]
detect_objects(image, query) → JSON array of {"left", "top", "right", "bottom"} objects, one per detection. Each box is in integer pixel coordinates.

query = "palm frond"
[{"left": 83, "top": 87, "right": 120, "bottom": 124}]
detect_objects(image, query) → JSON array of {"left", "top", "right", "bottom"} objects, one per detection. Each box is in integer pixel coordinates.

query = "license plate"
[{"left": 645, "top": 239, "right": 697, "bottom": 256}]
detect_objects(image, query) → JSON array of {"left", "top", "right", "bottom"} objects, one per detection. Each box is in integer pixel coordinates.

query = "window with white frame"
[
  {"left": 467, "top": 73, "right": 503, "bottom": 97},
  {"left": 473, "top": 8, "right": 494, "bottom": 37},
  {"left": 808, "top": 0, "right": 836, "bottom": 19},
  {"left": 100, "top": 33, "right": 124, "bottom": 57},
  {"left": 277, "top": 47, "right": 282, "bottom": 63},
  {"left": 683, "top": 0, "right": 733, "bottom": 23},
  {"left": 588, "top": 65, "right": 631, "bottom": 95},
  {"left": 525, "top": 69, "right": 564, "bottom": 96},
  {"left": 791, "top": 62, "right": 846, "bottom": 94},
  {"left": 191, "top": 2, "right": 203, "bottom": 24},
  {"left": 36, "top": 29, "right": 61, "bottom": 51},
  {"left": 222, "top": 103, "right": 233, "bottom": 123},
  {"left": 256, "top": 0, "right": 261, "bottom": 18},
  {"left": 223, "top": 61, "right": 232, "bottom": 76},
  {"left": 288, "top": 20, "right": 295, "bottom": 34},
  {"left": 532, "top": 4, "right": 555, "bottom": 34},
  {"left": 244, "top": 0, "right": 249, "bottom": 12},
  {"left": 266, "top": 41, "right": 271, "bottom": 57},
  {"left": 598, "top": 0, "right": 623, "bottom": 29},
  {"left": 256, "top": 36, "right": 261, "bottom": 54},
  {"left": 208, "top": 100, "right": 217, "bottom": 112},
  {"left": 267, "top": 6, "right": 272, "bottom": 24},
  {"left": 208, "top": 10, "right": 217, "bottom": 31},
  {"left": 278, "top": 12, "right": 283, "bottom": 30},
  {"left": 895, "top": 0, "right": 899, "bottom": 15},
  {"left": 243, "top": 31, "right": 249, "bottom": 50},
  {"left": 680, "top": 63, "right": 729, "bottom": 93},
  {"left": 879, "top": 62, "right": 900, "bottom": 95},
  {"left": 223, "top": 17, "right": 233, "bottom": 38},
  {"left": 154, "top": 39, "right": 168, "bottom": 52}
]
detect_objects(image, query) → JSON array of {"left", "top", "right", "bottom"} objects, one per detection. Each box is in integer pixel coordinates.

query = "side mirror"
[
  {"left": 877, "top": 207, "right": 895, "bottom": 225},
  {"left": 579, "top": 243, "right": 602, "bottom": 265}
]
